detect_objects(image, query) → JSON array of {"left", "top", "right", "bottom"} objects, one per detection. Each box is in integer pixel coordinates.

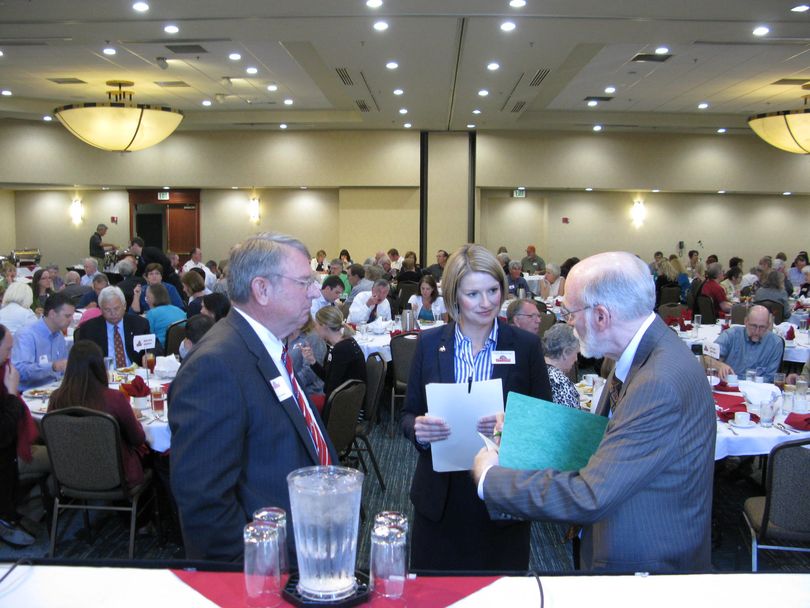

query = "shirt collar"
[
  {"left": 232, "top": 306, "right": 284, "bottom": 360},
  {"left": 614, "top": 313, "right": 656, "bottom": 382}
]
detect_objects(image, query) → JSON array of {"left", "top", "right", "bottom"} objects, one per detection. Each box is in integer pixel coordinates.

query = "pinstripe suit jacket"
[
  {"left": 484, "top": 316, "right": 716, "bottom": 572},
  {"left": 169, "top": 310, "right": 337, "bottom": 561}
]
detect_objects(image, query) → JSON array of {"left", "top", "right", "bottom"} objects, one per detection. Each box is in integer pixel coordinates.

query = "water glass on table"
[
  {"left": 759, "top": 401, "right": 777, "bottom": 428},
  {"left": 150, "top": 386, "right": 166, "bottom": 419},
  {"left": 253, "top": 507, "right": 289, "bottom": 574},
  {"left": 745, "top": 369, "right": 757, "bottom": 382},
  {"left": 370, "top": 523, "right": 407, "bottom": 599},
  {"left": 774, "top": 372, "right": 786, "bottom": 392},
  {"left": 244, "top": 521, "right": 282, "bottom": 607}
]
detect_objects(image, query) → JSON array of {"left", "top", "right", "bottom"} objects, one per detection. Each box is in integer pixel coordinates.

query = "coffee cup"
[
  {"left": 733, "top": 411, "right": 751, "bottom": 426},
  {"left": 583, "top": 374, "right": 599, "bottom": 386},
  {"left": 727, "top": 374, "right": 738, "bottom": 387}
]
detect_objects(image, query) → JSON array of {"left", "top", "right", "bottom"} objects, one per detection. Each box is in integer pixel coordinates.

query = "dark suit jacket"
[
  {"left": 168, "top": 310, "right": 338, "bottom": 561},
  {"left": 484, "top": 316, "right": 716, "bottom": 573},
  {"left": 76, "top": 313, "right": 154, "bottom": 365}
]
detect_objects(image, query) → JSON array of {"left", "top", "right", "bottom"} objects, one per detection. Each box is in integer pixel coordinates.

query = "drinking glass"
[
  {"left": 370, "top": 524, "right": 406, "bottom": 599},
  {"left": 244, "top": 521, "right": 281, "bottom": 607},
  {"left": 782, "top": 391, "right": 794, "bottom": 414},
  {"left": 759, "top": 401, "right": 776, "bottom": 428},
  {"left": 144, "top": 351, "right": 156, "bottom": 374},
  {"left": 694, "top": 314, "right": 702, "bottom": 329},
  {"left": 151, "top": 386, "right": 166, "bottom": 419},
  {"left": 104, "top": 356, "right": 114, "bottom": 382},
  {"left": 253, "top": 507, "right": 289, "bottom": 574},
  {"left": 800, "top": 319, "right": 808, "bottom": 333},
  {"left": 745, "top": 369, "right": 756, "bottom": 382},
  {"left": 774, "top": 373, "right": 786, "bottom": 392},
  {"left": 797, "top": 378, "right": 808, "bottom": 398},
  {"left": 706, "top": 367, "right": 719, "bottom": 385}
]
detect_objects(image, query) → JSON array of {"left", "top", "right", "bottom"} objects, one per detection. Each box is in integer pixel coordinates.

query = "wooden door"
[{"left": 167, "top": 205, "right": 198, "bottom": 264}]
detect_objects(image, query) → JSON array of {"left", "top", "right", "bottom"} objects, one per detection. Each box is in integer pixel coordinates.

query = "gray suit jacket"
[
  {"left": 484, "top": 316, "right": 716, "bottom": 573},
  {"left": 345, "top": 278, "right": 373, "bottom": 306}
]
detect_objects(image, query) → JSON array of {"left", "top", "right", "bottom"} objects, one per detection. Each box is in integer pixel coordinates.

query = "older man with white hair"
[
  {"left": 473, "top": 251, "right": 716, "bottom": 573},
  {"left": 80, "top": 257, "right": 101, "bottom": 286}
]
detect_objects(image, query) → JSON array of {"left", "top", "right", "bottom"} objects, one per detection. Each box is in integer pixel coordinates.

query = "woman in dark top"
[
  {"left": 654, "top": 259, "right": 680, "bottom": 308},
  {"left": 48, "top": 340, "right": 147, "bottom": 488},
  {"left": 30, "top": 268, "right": 55, "bottom": 314},
  {"left": 201, "top": 292, "right": 231, "bottom": 322},
  {"left": 301, "top": 305, "right": 366, "bottom": 423},
  {"left": 181, "top": 269, "right": 206, "bottom": 317}
]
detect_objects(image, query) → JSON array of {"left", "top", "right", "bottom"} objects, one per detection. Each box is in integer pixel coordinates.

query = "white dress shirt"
[{"left": 347, "top": 291, "right": 391, "bottom": 324}]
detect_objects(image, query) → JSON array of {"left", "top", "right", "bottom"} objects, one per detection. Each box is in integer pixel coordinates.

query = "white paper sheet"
[{"left": 426, "top": 378, "right": 503, "bottom": 472}]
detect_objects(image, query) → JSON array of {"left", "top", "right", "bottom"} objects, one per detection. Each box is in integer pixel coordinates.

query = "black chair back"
[
  {"left": 696, "top": 295, "right": 717, "bottom": 324},
  {"left": 164, "top": 319, "right": 187, "bottom": 356},
  {"left": 396, "top": 282, "right": 419, "bottom": 313},
  {"left": 325, "top": 380, "right": 366, "bottom": 456},
  {"left": 763, "top": 438, "right": 810, "bottom": 536},
  {"left": 659, "top": 285, "right": 681, "bottom": 306},
  {"left": 363, "top": 353, "right": 386, "bottom": 426}
]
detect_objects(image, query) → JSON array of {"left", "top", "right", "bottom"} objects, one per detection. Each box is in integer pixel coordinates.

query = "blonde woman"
[{"left": 0, "top": 282, "right": 37, "bottom": 334}]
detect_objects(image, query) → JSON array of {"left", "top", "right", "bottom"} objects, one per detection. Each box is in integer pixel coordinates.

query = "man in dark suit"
[
  {"left": 473, "top": 251, "right": 716, "bottom": 573},
  {"left": 169, "top": 233, "right": 337, "bottom": 562},
  {"left": 129, "top": 237, "right": 183, "bottom": 296},
  {"left": 76, "top": 286, "right": 152, "bottom": 367}
]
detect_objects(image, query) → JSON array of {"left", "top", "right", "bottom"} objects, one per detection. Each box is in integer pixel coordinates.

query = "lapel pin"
[{"left": 439, "top": 345, "right": 446, "bottom": 352}]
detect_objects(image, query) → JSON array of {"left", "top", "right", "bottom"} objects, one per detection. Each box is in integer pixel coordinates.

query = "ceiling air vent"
[
  {"left": 584, "top": 96, "right": 613, "bottom": 102},
  {"left": 48, "top": 77, "right": 86, "bottom": 85},
  {"left": 154, "top": 81, "right": 190, "bottom": 88},
  {"left": 529, "top": 68, "right": 550, "bottom": 87},
  {"left": 336, "top": 68, "right": 354, "bottom": 86},
  {"left": 511, "top": 101, "right": 526, "bottom": 113},
  {"left": 631, "top": 53, "right": 671, "bottom": 62},
  {"left": 771, "top": 78, "right": 810, "bottom": 86},
  {"left": 355, "top": 99, "right": 370, "bottom": 112},
  {"left": 165, "top": 44, "right": 208, "bottom": 54}
]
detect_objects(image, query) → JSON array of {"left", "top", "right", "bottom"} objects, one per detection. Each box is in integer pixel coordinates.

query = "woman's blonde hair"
[
  {"left": 442, "top": 244, "right": 507, "bottom": 322},
  {"left": 315, "top": 305, "right": 354, "bottom": 337},
  {"left": 2, "top": 281, "right": 33, "bottom": 308}
]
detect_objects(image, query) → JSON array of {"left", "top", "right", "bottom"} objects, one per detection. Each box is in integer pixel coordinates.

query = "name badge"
[
  {"left": 491, "top": 350, "right": 516, "bottom": 365},
  {"left": 270, "top": 377, "right": 293, "bottom": 401},
  {"left": 703, "top": 342, "right": 720, "bottom": 359},
  {"left": 39, "top": 354, "right": 49, "bottom": 365}
]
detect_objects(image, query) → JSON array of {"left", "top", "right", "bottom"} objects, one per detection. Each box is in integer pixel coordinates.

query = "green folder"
[{"left": 499, "top": 391, "right": 608, "bottom": 472}]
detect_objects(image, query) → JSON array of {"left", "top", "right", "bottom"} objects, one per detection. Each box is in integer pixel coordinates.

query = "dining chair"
[
  {"left": 323, "top": 379, "right": 366, "bottom": 459},
  {"left": 389, "top": 331, "right": 419, "bottom": 436},
  {"left": 41, "top": 407, "right": 159, "bottom": 559},
  {"left": 686, "top": 279, "right": 704, "bottom": 313},
  {"left": 696, "top": 295, "right": 717, "bottom": 324},
  {"left": 755, "top": 299, "right": 784, "bottom": 325},
  {"left": 730, "top": 303, "right": 748, "bottom": 325},
  {"left": 657, "top": 302, "right": 684, "bottom": 321},
  {"left": 396, "top": 281, "right": 419, "bottom": 314},
  {"left": 164, "top": 319, "right": 187, "bottom": 356},
  {"left": 659, "top": 285, "right": 681, "bottom": 306},
  {"left": 349, "top": 353, "right": 387, "bottom": 491},
  {"left": 537, "top": 311, "right": 557, "bottom": 338},
  {"left": 742, "top": 437, "right": 810, "bottom": 571}
]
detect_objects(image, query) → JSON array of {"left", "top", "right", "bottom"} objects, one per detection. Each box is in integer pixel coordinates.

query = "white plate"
[{"left": 729, "top": 420, "right": 756, "bottom": 429}]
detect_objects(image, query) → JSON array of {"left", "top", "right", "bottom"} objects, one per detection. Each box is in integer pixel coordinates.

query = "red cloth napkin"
[
  {"left": 390, "top": 329, "right": 419, "bottom": 338},
  {"left": 718, "top": 311, "right": 726, "bottom": 319},
  {"left": 678, "top": 318, "right": 693, "bottom": 331},
  {"left": 682, "top": 309, "right": 693, "bottom": 321},
  {"left": 120, "top": 375, "right": 150, "bottom": 397},
  {"left": 786, "top": 325, "right": 796, "bottom": 340},
  {"left": 795, "top": 302, "right": 806, "bottom": 311},
  {"left": 785, "top": 412, "right": 810, "bottom": 431},
  {"left": 665, "top": 317, "right": 679, "bottom": 327},
  {"left": 714, "top": 381, "right": 741, "bottom": 393},
  {"left": 714, "top": 393, "right": 746, "bottom": 409}
]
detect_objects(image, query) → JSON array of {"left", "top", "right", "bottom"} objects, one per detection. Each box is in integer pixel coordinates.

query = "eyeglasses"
[
  {"left": 269, "top": 273, "right": 319, "bottom": 289},
  {"left": 559, "top": 304, "right": 593, "bottom": 320}
]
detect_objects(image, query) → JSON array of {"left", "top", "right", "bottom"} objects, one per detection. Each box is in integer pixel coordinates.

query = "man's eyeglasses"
[
  {"left": 269, "top": 273, "right": 319, "bottom": 289},
  {"left": 559, "top": 305, "right": 593, "bottom": 321}
]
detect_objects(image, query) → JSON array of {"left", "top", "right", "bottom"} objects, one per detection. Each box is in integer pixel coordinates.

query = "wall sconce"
[
  {"left": 69, "top": 197, "right": 84, "bottom": 226},
  {"left": 631, "top": 199, "right": 646, "bottom": 228},
  {"left": 248, "top": 196, "right": 261, "bottom": 224}
]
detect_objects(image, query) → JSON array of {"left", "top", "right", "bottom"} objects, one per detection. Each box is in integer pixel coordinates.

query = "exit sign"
[
  {"left": 157, "top": 191, "right": 170, "bottom": 201},
  {"left": 512, "top": 189, "right": 526, "bottom": 198}
]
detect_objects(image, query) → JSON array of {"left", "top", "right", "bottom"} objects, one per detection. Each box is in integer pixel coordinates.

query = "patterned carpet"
[{"left": 2, "top": 418, "right": 808, "bottom": 574}]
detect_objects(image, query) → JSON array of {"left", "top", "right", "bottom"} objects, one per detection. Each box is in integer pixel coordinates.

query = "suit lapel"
[
  {"left": 603, "top": 316, "right": 663, "bottom": 414},
  {"left": 490, "top": 321, "right": 514, "bottom": 394},
  {"left": 436, "top": 323, "right": 456, "bottom": 382}
]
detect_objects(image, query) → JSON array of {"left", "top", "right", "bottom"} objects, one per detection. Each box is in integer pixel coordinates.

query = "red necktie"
[
  {"left": 113, "top": 325, "right": 126, "bottom": 368},
  {"left": 281, "top": 347, "right": 331, "bottom": 465}
]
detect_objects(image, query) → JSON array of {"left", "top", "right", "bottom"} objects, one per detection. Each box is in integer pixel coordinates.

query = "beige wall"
[
  {"left": 427, "top": 132, "right": 470, "bottom": 254},
  {"left": 14, "top": 190, "right": 130, "bottom": 268},
  {"left": 0, "top": 190, "right": 15, "bottom": 253},
  {"left": 480, "top": 189, "right": 810, "bottom": 268}
]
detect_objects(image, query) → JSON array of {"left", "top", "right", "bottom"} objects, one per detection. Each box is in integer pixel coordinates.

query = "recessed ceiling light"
[
  {"left": 102, "top": 47, "right": 116, "bottom": 56},
  {"left": 478, "top": 89, "right": 489, "bottom": 97},
  {"left": 697, "top": 102, "right": 709, "bottom": 109},
  {"left": 267, "top": 84, "right": 278, "bottom": 92},
  {"left": 783, "top": 191, "right": 792, "bottom": 196},
  {"left": 393, "top": 88, "right": 403, "bottom": 96},
  {"left": 593, "top": 124, "right": 603, "bottom": 132},
  {"left": 717, "top": 128, "right": 727, "bottom": 134},
  {"left": 279, "top": 123, "right": 288, "bottom": 129},
  {"left": 717, "top": 190, "right": 726, "bottom": 194},
  {"left": 487, "top": 62, "right": 500, "bottom": 71},
  {"left": 1, "top": 90, "right": 12, "bottom": 97},
  {"left": 509, "top": 0, "right": 527, "bottom": 7},
  {"left": 231, "top": 186, "right": 239, "bottom": 190},
  {"left": 655, "top": 46, "right": 669, "bottom": 55},
  {"left": 386, "top": 61, "right": 398, "bottom": 70},
  {"left": 373, "top": 21, "right": 388, "bottom": 31},
  {"left": 132, "top": 2, "right": 149, "bottom": 12},
  {"left": 366, "top": 0, "right": 383, "bottom": 7},
  {"left": 162, "top": 186, "right": 170, "bottom": 190},
  {"left": 246, "top": 67, "right": 258, "bottom": 75},
  {"left": 403, "top": 123, "right": 412, "bottom": 128},
  {"left": 201, "top": 100, "right": 212, "bottom": 107},
  {"left": 585, "top": 187, "right": 593, "bottom": 191},
  {"left": 792, "top": 4, "right": 810, "bottom": 12},
  {"left": 229, "top": 52, "right": 242, "bottom": 61},
  {"left": 587, "top": 100, "right": 598, "bottom": 107},
  {"left": 467, "top": 124, "right": 476, "bottom": 129},
  {"left": 753, "top": 25, "right": 770, "bottom": 36},
  {"left": 101, "top": 187, "right": 110, "bottom": 191},
  {"left": 604, "top": 86, "right": 616, "bottom": 94},
  {"left": 42, "top": 115, "right": 53, "bottom": 121},
  {"left": 0, "top": 51, "right": 4, "bottom": 57},
  {"left": 283, "top": 98, "right": 294, "bottom": 105},
  {"left": 472, "top": 109, "right": 481, "bottom": 115},
  {"left": 652, "top": 189, "right": 660, "bottom": 193},
  {"left": 300, "top": 186, "right": 308, "bottom": 190},
  {"left": 164, "top": 24, "right": 179, "bottom": 34},
  {"left": 399, "top": 108, "right": 408, "bottom": 114},
  {"left": 500, "top": 21, "right": 516, "bottom": 32}
]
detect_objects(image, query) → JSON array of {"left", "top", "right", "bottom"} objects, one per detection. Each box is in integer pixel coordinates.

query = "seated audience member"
[
  {"left": 772, "top": 258, "right": 794, "bottom": 296},
  {"left": 0, "top": 323, "right": 36, "bottom": 547},
  {"left": 648, "top": 251, "right": 664, "bottom": 276},
  {"left": 131, "top": 263, "right": 185, "bottom": 313},
  {"left": 30, "top": 268, "right": 55, "bottom": 314},
  {"left": 753, "top": 270, "right": 791, "bottom": 320},
  {"left": 311, "top": 275, "right": 344, "bottom": 317},
  {"left": 181, "top": 270, "right": 207, "bottom": 317},
  {"left": 668, "top": 256, "right": 690, "bottom": 303},
  {"left": 708, "top": 305, "right": 782, "bottom": 382},
  {"left": 496, "top": 253, "right": 510, "bottom": 275},
  {"left": 44, "top": 264, "right": 65, "bottom": 292},
  {"left": 387, "top": 248, "right": 403, "bottom": 271},
  {"left": 654, "top": 259, "right": 680, "bottom": 308},
  {"left": 80, "top": 258, "right": 101, "bottom": 286},
  {"left": 559, "top": 257, "right": 580, "bottom": 278},
  {"left": 700, "top": 263, "right": 731, "bottom": 316},
  {"left": 541, "top": 324, "right": 581, "bottom": 409},
  {"left": 378, "top": 256, "right": 395, "bottom": 280},
  {"left": 345, "top": 264, "right": 373, "bottom": 306},
  {"left": 77, "top": 286, "right": 152, "bottom": 368},
  {"left": 396, "top": 257, "right": 422, "bottom": 284},
  {"left": 506, "top": 261, "right": 532, "bottom": 299},
  {"left": 206, "top": 260, "right": 220, "bottom": 278},
  {"left": 506, "top": 298, "right": 542, "bottom": 335},
  {"left": 13, "top": 293, "right": 73, "bottom": 391},
  {"left": 179, "top": 314, "right": 215, "bottom": 361},
  {"left": 728, "top": 256, "right": 744, "bottom": 270},
  {"left": 168, "top": 251, "right": 181, "bottom": 274},
  {"left": 61, "top": 271, "right": 91, "bottom": 305},
  {"left": 686, "top": 249, "right": 700, "bottom": 277},
  {"left": 521, "top": 245, "right": 545, "bottom": 275},
  {"left": 705, "top": 254, "right": 719, "bottom": 266},
  {"left": 540, "top": 263, "right": 565, "bottom": 299},
  {"left": 339, "top": 249, "right": 353, "bottom": 267},
  {"left": 0, "top": 263, "right": 16, "bottom": 292},
  {"left": 798, "top": 266, "right": 810, "bottom": 298},
  {"left": 311, "top": 249, "right": 328, "bottom": 273},
  {"left": 720, "top": 266, "right": 743, "bottom": 301},
  {"left": 407, "top": 274, "right": 447, "bottom": 322},
  {"left": 364, "top": 263, "right": 383, "bottom": 282},
  {"left": 741, "top": 266, "right": 761, "bottom": 292},
  {"left": 788, "top": 254, "right": 807, "bottom": 288},
  {"left": 201, "top": 292, "right": 231, "bottom": 322},
  {"left": 323, "top": 258, "right": 350, "bottom": 293},
  {"left": 114, "top": 259, "right": 141, "bottom": 310},
  {"left": 425, "top": 250, "right": 449, "bottom": 281},
  {"left": 145, "top": 284, "right": 187, "bottom": 348},
  {"left": 302, "top": 306, "right": 367, "bottom": 420},
  {"left": 287, "top": 317, "right": 327, "bottom": 401},
  {"left": 348, "top": 279, "right": 391, "bottom": 324},
  {"left": 48, "top": 340, "right": 147, "bottom": 488},
  {"left": 78, "top": 273, "right": 110, "bottom": 308},
  {"left": 403, "top": 250, "right": 422, "bottom": 273},
  {"left": 0, "top": 282, "right": 37, "bottom": 334}
]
